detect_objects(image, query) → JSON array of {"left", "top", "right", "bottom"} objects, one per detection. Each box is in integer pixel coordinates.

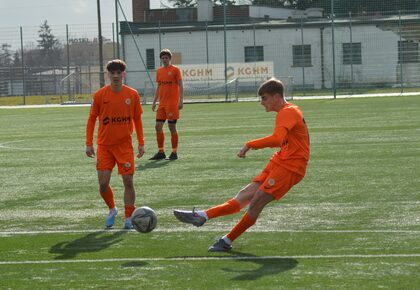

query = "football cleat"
[
  {"left": 105, "top": 208, "right": 118, "bottom": 228},
  {"left": 166, "top": 152, "right": 178, "bottom": 160},
  {"left": 173, "top": 208, "right": 206, "bottom": 227},
  {"left": 123, "top": 218, "right": 134, "bottom": 230},
  {"left": 149, "top": 152, "right": 166, "bottom": 160},
  {"left": 208, "top": 238, "right": 232, "bottom": 252}
]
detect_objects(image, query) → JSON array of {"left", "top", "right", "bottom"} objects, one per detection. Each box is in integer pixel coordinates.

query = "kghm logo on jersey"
[
  {"left": 111, "top": 116, "right": 131, "bottom": 124},
  {"left": 103, "top": 116, "right": 110, "bottom": 125},
  {"left": 125, "top": 98, "right": 131, "bottom": 105}
]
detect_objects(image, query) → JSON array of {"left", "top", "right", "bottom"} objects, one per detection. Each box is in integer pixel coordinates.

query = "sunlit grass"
[{"left": 0, "top": 96, "right": 419, "bottom": 288}]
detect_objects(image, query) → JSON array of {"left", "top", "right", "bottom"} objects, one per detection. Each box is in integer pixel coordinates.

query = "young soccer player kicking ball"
[
  {"left": 85, "top": 59, "right": 145, "bottom": 229},
  {"left": 174, "top": 77, "right": 310, "bottom": 251},
  {"left": 149, "top": 49, "right": 184, "bottom": 161}
]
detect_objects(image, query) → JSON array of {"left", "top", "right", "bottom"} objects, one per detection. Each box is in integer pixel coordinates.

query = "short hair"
[
  {"left": 258, "top": 77, "right": 285, "bottom": 97},
  {"left": 106, "top": 59, "right": 127, "bottom": 72},
  {"left": 159, "top": 48, "right": 172, "bottom": 59}
]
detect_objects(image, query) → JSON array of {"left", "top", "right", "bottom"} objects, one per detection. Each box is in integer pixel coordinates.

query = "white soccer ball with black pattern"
[{"left": 131, "top": 206, "right": 157, "bottom": 233}]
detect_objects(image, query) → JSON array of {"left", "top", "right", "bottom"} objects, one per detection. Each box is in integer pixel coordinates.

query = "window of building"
[
  {"left": 244, "top": 46, "right": 264, "bottom": 62},
  {"left": 343, "top": 42, "right": 362, "bottom": 65},
  {"left": 146, "top": 49, "right": 155, "bottom": 69},
  {"left": 398, "top": 41, "right": 419, "bottom": 63},
  {"left": 292, "top": 45, "right": 312, "bottom": 67}
]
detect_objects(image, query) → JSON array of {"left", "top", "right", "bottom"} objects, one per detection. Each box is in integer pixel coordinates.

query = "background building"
[{"left": 120, "top": 0, "right": 420, "bottom": 100}]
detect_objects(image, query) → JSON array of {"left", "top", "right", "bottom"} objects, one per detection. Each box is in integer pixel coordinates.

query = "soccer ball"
[{"left": 131, "top": 206, "right": 157, "bottom": 233}]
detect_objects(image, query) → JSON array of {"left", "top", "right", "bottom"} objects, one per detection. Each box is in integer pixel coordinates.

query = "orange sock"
[
  {"left": 171, "top": 133, "right": 178, "bottom": 152},
  {"left": 124, "top": 205, "right": 135, "bottom": 219},
  {"left": 205, "top": 198, "right": 241, "bottom": 219},
  {"left": 157, "top": 131, "right": 164, "bottom": 152},
  {"left": 100, "top": 186, "right": 115, "bottom": 209},
  {"left": 226, "top": 212, "right": 255, "bottom": 242}
]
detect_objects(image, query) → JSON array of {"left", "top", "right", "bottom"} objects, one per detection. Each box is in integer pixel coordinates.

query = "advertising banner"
[{"left": 178, "top": 62, "right": 274, "bottom": 82}]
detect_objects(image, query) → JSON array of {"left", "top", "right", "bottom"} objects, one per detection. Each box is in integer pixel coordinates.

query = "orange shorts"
[
  {"left": 96, "top": 141, "right": 135, "bottom": 175},
  {"left": 252, "top": 160, "right": 304, "bottom": 200},
  {"left": 156, "top": 105, "right": 179, "bottom": 120}
]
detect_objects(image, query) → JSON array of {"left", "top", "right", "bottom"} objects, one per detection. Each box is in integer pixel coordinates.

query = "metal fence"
[
  {"left": 2, "top": 2, "right": 420, "bottom": 105},
  {"left": 121, "top": 8, "right": 420, "bottom": 100}
]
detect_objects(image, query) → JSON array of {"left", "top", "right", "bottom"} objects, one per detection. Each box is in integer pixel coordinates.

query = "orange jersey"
[
  {"left": 156, "top": 65, "right": 182, "bottom": 106},
  {"left": 86, "top": 85, "right": 144, "bottom": 146},
  {"left": 246, "top": 103, "right": 310, "bottom": 176}
]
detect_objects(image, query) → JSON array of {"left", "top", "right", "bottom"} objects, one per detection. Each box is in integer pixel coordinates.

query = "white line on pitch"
[
  {"left": 1, "top": 254, "right": 419, "bottom": 265},
  {"left": 0, "top": 229, "right": 419, "bottom": 237}
]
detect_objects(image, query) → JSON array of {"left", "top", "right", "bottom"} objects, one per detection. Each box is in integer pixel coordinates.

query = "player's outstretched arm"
[{"left": 237, "top": 144, "right": 250, "bottom": 158}]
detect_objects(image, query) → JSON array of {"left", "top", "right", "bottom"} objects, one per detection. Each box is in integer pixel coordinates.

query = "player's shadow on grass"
[
  {"left": 49, "top": 230, "right": 126, "bottom": 260},
  {"left": 121, "top": 261, "right": 148, "bottom": 268},
  {"left": 136, "top": 160, "right": 172, "bottom": 171},
  {"left": 223, "top": 251, "right": 298, "bottom": 281}
]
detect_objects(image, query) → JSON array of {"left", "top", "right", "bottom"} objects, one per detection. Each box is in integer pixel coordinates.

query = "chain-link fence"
[
  {"left": 0, "top": 22, "right": 116, "bottom": 104},
  {"left": 2, "top": 1, "right": 420, "bottom": 105},
  {"left": 122, "top": 2, "right": 420, "bottom": 101}
]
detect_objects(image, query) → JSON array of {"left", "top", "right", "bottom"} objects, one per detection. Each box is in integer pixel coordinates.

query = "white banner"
[{"left": 178, "top": 62, "right": 274, "bottom": 82}]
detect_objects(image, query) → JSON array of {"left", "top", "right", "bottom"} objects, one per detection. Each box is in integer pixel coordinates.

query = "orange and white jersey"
[
  {"left": 246, "top": 103, "right": 310, "bottom": 176},
  {"left": 156, "top": 65, "right": 182, "bottom": 107},
  {"left": 86, "top": 85, "right": 144, "bottom": 146}
]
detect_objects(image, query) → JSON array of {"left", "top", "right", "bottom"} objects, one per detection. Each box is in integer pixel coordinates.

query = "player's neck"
[
  {"left": 275, "top": 99, "right": 288, "bottom": 111},
  {"left": 110, "top": 83, "right": 123, "bottom": 92}
]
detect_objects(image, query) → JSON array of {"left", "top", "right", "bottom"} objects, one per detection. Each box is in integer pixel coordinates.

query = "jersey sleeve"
[
  {"left": 156, "top": 68, "right": 160, "bottom": 83},
  {"left": 246, "top": 127, "right": 288, "bottom": 149},
  {"left": 133, "top": 92, "right": 144, "bottom": 145},
  {"left": 279, "top": 108, "right": 300, "bottom": 131},
  {"left": 175, "top": 67, "right": 182, "bottom": 81},
  {"left": 85, "top": 93, "right": 100, "bottom": 146},
  {"left": 245, "top": 108, "right": 299, "bottom": 149}
]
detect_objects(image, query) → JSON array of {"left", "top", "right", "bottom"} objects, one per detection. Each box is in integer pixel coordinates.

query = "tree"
[
  {"left": 12, "top": 50, "right": 21, "bottom": 67},
  {"left": 0, "top": 43, "right": 13, "bottom": 66},
  {"left": 250, "top": 0, "right": 419, "bottom": 14},
  {"left": 250, "top": 0, "right": 327, "bottom": 9},
  {"left": 212, "top": 0, "right": 237, "bottom": 5},
  {"left": 168, "top": 0, "right": 196, "bottom": 7},
  {"left": 167, "top": 0, "right": 236, "bottom": 8},
  {"left": 37, "top": 20, "right": 62, "bottom": 66},
  {"left": 337, "top": 0, "right": 419, "bottom": 14}
]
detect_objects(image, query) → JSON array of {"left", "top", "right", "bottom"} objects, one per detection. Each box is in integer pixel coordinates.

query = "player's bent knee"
[
  {"left": 250, "top": 191, "right": 274, "bottom": 210},
  {"left": 99, "top": 184, "right": 109, "bottom": 193}
]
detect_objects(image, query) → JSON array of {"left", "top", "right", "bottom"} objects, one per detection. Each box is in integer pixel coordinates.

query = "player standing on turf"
[
  {"left": 149, "top": 48, "right": 184, "bottom": 161},
  {"left": 85, "top": 59, "right": 145, "bottom": 229},
  {"left": 174, "top": 77, "right": 310, "bottom": 251}
]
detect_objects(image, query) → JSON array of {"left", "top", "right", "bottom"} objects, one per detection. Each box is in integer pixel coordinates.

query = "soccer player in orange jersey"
[
  {"left": 85, "top": 59, "right": 145, "bottom": 230},
  {"left": 149, "top": 48, "right": 184, "bottom": 161},
  {"left": 174, "top": 77, "right": 310, "bottom": 251}
]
